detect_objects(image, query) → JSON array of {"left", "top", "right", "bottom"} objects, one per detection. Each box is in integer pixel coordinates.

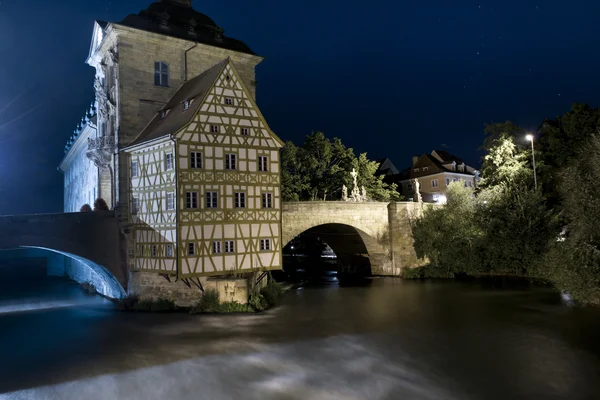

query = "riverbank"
[{"left": 114, "top": 279, "right": 286, "bottom": 314}]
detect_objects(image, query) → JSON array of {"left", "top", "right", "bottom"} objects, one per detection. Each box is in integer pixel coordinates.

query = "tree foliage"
[
  {"left": 412, "top": 108, "right": 600, "bottom": 305},
  {"left": 280, "top": 131, "right": 401, "bottom": 202},
  {"left": 80, "top": 204, "right": 92, "bottom": 212}
]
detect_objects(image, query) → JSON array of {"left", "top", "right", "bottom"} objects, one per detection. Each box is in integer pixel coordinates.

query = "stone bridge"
[
  {"left": 0, "top": 202, "right": 423, "bottom": 301},
  {"left": 282, "top": 202, "right": 424, "bottom": 276},
  {"left": 0, "top": 211, "right": 127, "bottom": 298}
]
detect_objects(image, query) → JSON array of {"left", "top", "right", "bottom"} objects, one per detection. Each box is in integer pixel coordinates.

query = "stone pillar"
[{"left": 387, "top": 202, "right": 425, "bottom": 273}]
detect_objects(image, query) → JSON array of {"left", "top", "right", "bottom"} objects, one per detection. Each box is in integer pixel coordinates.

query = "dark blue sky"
[{"left": 1, "top": 0, "right": 599, "bottom": 214}]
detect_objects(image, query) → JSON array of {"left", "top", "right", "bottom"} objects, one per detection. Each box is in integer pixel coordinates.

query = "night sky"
[{"left": 0, "top": 0, "right": 599, "bottom": 214}]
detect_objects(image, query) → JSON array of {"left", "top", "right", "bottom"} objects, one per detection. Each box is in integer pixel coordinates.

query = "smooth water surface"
[{"left": 1, "top": 277, "right": 599, "bottom": 399}]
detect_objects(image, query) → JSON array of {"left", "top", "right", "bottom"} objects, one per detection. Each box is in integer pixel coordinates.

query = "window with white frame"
[
  {"left": 190, "top": 152, "right": 202, "bottom": 169},
  {"left": 164, "top": 152, "right": 173, "bottom": 171},
  {"left": 432, "top": 179, "right": 439, "bottom": 187},
  {"left": 151, "top": 245, "right": 157, "bottom": 257},
  {"left": 433, "top": 194, "right": 440, "bottom": 202},
  {"left": 154, "top": 61, "right": 169, "bottom": 87},
  {"left": 262, "top": 192, "right": 273, "bottom": 208},
  {"left": 414, "top": 168, "right": 419, "bottom": 172},
  {"left": 260, "top": 239, "right": 271, "bottom": 251},
  {"left": 211, "top": 125, "right": 219, "bottom": 133},
  {"left": 166, "top": 244, "right": 173, "bottom": 257},
  {"left": 213, "top": 241, "right": 222, "bottom": 254},
  {"left": 131, "top": 161, "right": 139, "bottom": 178},
  {"left": 225, "top": 240, "right": 235, "bottom": 253},
  {"left": 258, "top": 156, "right": 268, "bottom": 172},
  {"left": 422, "top": 167, "right": 429, "bottom": 172},
  {"left": 241, "top": 128, "right": 249, "bottom": 135},
  {"left": 234, "top": 192, "right": 246, "bottom": 208},
  {"left": 186, "top": 192, "right": 198, "bottom": 209},
  {"left": 225, "top": 154, "right": 237, "bottom": 170},
  {"left": 132, "top": 197, "right": 139, "bottom": 214},
  {"left": 188, "top": 242, "right": 195, "bottom": 256},
  {"left": 206, "top": 191, "right": 218, "bottom": 208},
  {"left": 166, "top": 192, "right": 175, "bottom": 210},
  {"left": 224, "top": 97, "right": 233, "bottom": 105}
]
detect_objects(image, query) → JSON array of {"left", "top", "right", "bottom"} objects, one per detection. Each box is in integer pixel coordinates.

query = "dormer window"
[
  {"left": 183, "top": 100, "right": 190, "bottom": 111},
  {"left": 422, "top": 167, "right": 428, "bottom": 172},
  {"left": 159, "top": 11, "right": 170, "bottom": 28},
  {"left": 414, "top": 168, "right": 419, "bottom": 172},
  {"left": 451, "top": 161, "right": 457, "bottom": 171},
  {"left": 224, "top": 98, "right": 233, "bottom": 105},
  {"left": 187, "top": 18, "right": 197, "bottom": 34},
  {"left": 160, "top": 110, "right": 167, "bottom": 119}
]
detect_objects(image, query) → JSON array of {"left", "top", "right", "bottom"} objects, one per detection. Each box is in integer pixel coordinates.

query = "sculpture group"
[{"left": 342, "top": 168, "right": 368, "bottom": 202}]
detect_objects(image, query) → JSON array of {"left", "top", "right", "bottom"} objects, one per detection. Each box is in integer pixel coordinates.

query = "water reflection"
[{"left": 0, "top": 277, "right": 599, "bottom": 399}]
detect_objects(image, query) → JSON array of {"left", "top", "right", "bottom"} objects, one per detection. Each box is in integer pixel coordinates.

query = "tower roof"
[{"left": 117, "top": 0, "right": 256, "bottom": 55}]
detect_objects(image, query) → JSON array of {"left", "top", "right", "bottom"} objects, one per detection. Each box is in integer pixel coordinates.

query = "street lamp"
[{"left": 526, "top": 134, "right": 537, "bottom": 190}]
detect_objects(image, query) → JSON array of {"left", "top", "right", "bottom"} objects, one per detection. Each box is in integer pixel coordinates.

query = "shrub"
[
  {"left": 401, "top": 265, "right": 455, "bottom": 280},
  {"left": 116, "top": 294, "right": 140, "bottom": 310},
  {"left": 260, "top": 279, "right": 284, "bottom": 307},
  {"left": 218, "top": 301, "right": 254, "bottom": 313},
  {"left": 81, "top": 281, "right": 97, "bottom": 294},
  {"left": 190, "top": 289, "right": 220, "bottom": 313},
  {"left": 249, "top": 293, "right": 268, "bottom": 312},
  {"left": 80, "top": 204, "right": 92, "bottom": 212},
  {"left": 93, "top": 197, "right": 109, "bottom": 211}
]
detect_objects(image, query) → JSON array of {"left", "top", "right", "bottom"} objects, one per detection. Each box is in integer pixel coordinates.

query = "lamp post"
[{"left": 526, "top": 134, "right": 537, "bottom": 190}]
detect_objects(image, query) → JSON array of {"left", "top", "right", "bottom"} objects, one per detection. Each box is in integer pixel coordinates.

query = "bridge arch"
[
  {"left": 282, "top": 202, "right": 394, "bottom": 275},
  {"left": 0, "top": 212, "right": 127, "bottom": 299}
]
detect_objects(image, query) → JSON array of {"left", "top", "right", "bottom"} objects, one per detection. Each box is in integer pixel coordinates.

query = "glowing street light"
[{"left": 526, "top": 134, "right": 537, "bottom": 190}]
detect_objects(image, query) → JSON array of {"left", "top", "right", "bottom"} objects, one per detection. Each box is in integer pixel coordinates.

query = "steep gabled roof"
[
  {"left": 432, "top": 150, "right": 464, "bottom": 164},
  {"left": 125, "top": 59, "right": 228, "bottom": 148}
]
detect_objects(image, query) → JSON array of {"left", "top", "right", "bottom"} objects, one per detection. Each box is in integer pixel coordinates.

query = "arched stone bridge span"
[
  {"left": 0, "top": 211, "right": 127, "bottom": 298},
  {"left": 282, "top": 202, "right": 423, "bottom": 276}
]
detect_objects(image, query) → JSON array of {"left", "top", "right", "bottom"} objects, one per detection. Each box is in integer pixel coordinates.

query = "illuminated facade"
[{"left": 59, "top": 0, "right": 283, "bottom": 290}]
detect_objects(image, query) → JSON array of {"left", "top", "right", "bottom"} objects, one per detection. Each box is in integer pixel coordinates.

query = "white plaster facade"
[{"left": 59, "top": 115, "right": 100, "bottom": 212}]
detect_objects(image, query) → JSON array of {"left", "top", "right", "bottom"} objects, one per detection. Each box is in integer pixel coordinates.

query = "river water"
[{"left": 1, "top": 276, "right": 599, "bottom": 400}]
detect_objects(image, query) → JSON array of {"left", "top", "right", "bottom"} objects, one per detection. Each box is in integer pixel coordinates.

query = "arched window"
[{"left": 154, "top": 62, "right": 169, "bottom": 87}]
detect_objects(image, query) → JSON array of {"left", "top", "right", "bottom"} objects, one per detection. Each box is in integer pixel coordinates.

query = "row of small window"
[
  {"left": 160, "top": 98, "right": 239, "bottom": 118},
  {"left": 131, "top": 153, "right": 268, "bottom": 177},
  {"left": 185, "top": 192, "right": 273, "bottom": 209},
  {"left": 414, "top": 165, "right": 466, "bottom": 173},
  {"left": 131, "top": 192, "right": 273, "bottom": 213},
  {"left": 140, "top": 239, "right": 273, "bottom": 258},
  {"left": 408, "top": 178, "right": 473, "bottom": 190},
  {"left": 187, "top": 239, "right": 271, "bottom": 256}
]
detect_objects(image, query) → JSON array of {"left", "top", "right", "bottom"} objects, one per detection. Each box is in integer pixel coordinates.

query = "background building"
[{"left": 397, "top": 150, "right": 479, "bottom": 203}]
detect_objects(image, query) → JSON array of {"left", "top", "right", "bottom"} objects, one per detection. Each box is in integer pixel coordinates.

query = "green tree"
[
  {"left": 543, "top": 135, "right": 600, "bottom": 304},
  {"left": 280, "top": 131, "right": 399, "bottom": 202},
  {"left": 412, "top": 182, "right": 482, "bottom": 275}
]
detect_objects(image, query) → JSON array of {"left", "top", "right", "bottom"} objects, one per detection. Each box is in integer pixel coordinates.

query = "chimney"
[{"left": 412, "top": 155, "right": 419, "bottom": 167}]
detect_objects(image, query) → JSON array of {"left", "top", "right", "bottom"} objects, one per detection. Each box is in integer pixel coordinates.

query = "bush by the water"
[
  {"left": 115, "top": 294, "right": 177, "bottom": 312},
  {"left": 260, "top": 279, "right": 284, "bottom": 307},
  {"left": 249, "top": 293, "right": 269, "bottom": 311},
  {"left": 80, "top": 204, "right": 92, "bottom": 212},
  {"left": 189, "top": 289, "right": 255, "bottom": 314},
  {"left": 401, "top": 265, "right": 455, "bottom": 280}
]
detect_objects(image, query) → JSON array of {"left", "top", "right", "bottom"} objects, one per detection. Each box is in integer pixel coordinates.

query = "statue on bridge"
[
  {"left": 345, "top": 168, "right": 366, "bottom": 202},
  {"left": 412, "top": 178, "right": 422, "bottom": 203}
]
